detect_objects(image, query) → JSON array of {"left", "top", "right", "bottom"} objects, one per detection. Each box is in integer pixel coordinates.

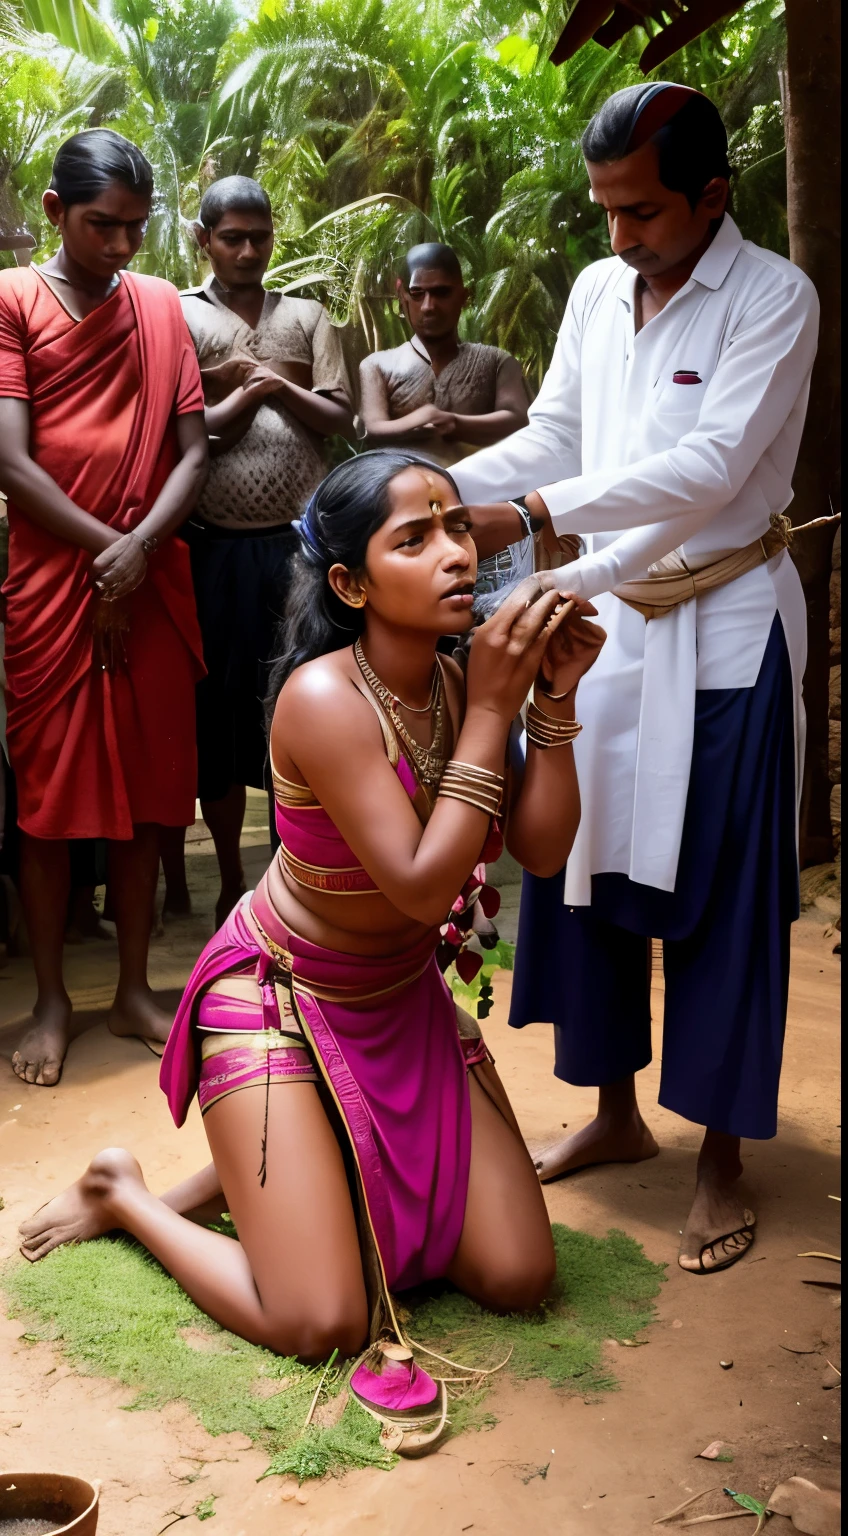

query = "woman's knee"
[
  {"left": 261, "top": 1298, "right": 368, "bottom": 1363},
  {"left": 474, "top": 1245, "right": 557, "bottom": 1314}
]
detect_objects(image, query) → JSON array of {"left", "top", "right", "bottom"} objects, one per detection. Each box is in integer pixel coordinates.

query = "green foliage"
[
  {"left": 446, "top": 938, "right": 514, "bottom": 1018},
  {"left": 401, "top": 1223, "right": 665, "bottom": 1394},
  {"left": 3, "top": 1221, "right": 664, "bottom": 1481},
  {"left": 724, "top": 1488, "right": 768, "bottom": 1517},
  {"left": 0, "top": 0, "right": 789, "bottom": 366}
]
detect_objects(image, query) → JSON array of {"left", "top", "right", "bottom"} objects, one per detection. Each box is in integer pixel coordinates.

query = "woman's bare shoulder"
[{"left": 272, "top": 650, "right": 377, "bottom": 747}]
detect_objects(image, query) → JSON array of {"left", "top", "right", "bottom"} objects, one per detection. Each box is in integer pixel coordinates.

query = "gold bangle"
[
  {"left": 528, "top": 699, "right": 577, "bottom": 725},
  {"left": 438, "top": 758, "right": 504, "bottom": 815},
  {"left": 438, "top": 786, "right": 501, "bottom": 815},
  {"left": 439, "top": 773, "right": 502, "bottom": 807},
  {"left": 526, "top": 700, "right": 582, "bottom": 750},
  {"left": 446, "top": 760, "right": 505, "bottom": 785},
  {"left": 526, "top": 721, "right": 582, "bottom": 741},
  {"left": 526, "top": 727, "right": 582, "bottom": 750},
  {"left": 527, "top": 701, "right": 580, "bottom": 731}
]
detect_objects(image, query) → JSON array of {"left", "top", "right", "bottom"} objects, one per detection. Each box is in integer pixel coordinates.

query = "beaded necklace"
[{"left": 353, "top": 638, "right": 449, "bottom": 789}]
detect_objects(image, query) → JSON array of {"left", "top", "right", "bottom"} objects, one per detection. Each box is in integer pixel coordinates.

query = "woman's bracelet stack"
[
  {"left": 438, "top": 759, "right": 504, "bottom": 817},
  {"left": 526, "top": 696, "right": 583, "bottom": 750}
]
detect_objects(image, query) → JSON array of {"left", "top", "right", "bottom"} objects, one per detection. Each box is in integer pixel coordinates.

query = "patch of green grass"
[
  {"left": 3, "top": 1225, "right": 664, "bottom": 1481},
  {"left": 401, "top": 1225, "right": 664, "bottom": 1397}
]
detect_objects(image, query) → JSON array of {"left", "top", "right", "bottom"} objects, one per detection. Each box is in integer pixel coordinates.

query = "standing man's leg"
[
  {"left": 160, "top": 825, "right": 192, "bottom": 919},
  {"left": 509, "top": 870, "right": 659, "bottom": 1179},
  {"left": 661, "top": 615, "right": 797, "bottom": 1272},
  {"left": 12, "top": 833, "right": 72, "bottom": 1085},
  {"left": 538, "top": 620, "right": 797, "bottom": 1268},
  {"left": 107, "top": 823, "right": 172, "bottom": 1051},
  {"left": 200, "top": 784, "right": 247, "bottom": 927},
  {"left": 663, "top": 884, "right": 791, "bottom": 1271}
]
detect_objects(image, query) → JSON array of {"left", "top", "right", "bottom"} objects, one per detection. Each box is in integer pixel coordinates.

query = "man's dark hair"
[
  {"left": 198, "top": 175, "right": 272, "bottom": 230},
  {"left": 400, "top": 242, "right": 463, "bottom": 286},
  {"left": 582, "top": 83, "right": 732, "bottom": 209},
  {"left": 50, "top": 129, "right": 153, "bottom": 208}
]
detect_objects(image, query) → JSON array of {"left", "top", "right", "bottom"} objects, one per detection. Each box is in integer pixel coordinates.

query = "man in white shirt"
[{"left": 454, "top": 82, "right": 819, "bottom": 1275}]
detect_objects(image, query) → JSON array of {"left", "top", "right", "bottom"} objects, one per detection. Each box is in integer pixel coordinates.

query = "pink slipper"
[{"left": 350, "top": 1341, "right": 448, "bottom": 1457}]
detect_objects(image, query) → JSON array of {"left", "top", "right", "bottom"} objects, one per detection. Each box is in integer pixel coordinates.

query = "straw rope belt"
[{"left": 613, "top": 512, "right": 840, "bottom": 622}]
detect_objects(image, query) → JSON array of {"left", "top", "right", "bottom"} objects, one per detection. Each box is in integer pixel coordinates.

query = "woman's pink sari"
[{"left": 160, "top": 888, "right": 475, "bottom": 1296}]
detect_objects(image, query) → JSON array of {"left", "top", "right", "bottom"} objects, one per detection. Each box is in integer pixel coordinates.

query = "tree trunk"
[{"left": 784, "top": 0, "right": 841, "bottom": 866}]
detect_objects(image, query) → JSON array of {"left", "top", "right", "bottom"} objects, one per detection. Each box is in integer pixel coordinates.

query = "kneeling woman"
[{"left": 20, "top": 451, "right": 604, "bottom": 1449}]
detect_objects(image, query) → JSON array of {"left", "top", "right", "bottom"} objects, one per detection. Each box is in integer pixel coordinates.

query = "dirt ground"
[{"left": 0, "top": 804, "right": 841, "bottom": 1536}]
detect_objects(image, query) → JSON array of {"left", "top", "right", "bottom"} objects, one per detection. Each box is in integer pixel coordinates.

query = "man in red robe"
[{"left": 0, "top": 129, "right": 208, "bottom": 1085}]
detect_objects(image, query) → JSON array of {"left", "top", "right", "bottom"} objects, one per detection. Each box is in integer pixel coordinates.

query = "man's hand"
[
  {"left": 241, "top": 365, "right": 288, "bottom": 403},
  {"left": 407, "top": 406, "right": 457, "bottom": 438},
  {"left": 91, "top": 532, "right": 148, "bottom": 601}
]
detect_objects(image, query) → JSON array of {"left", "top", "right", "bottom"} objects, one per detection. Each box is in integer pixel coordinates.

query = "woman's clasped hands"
[
  {"left": 91, "top": 528, "right": 149, "bottom": 602},
  {"left": 465, "top": 576, "right": 606, "bottom": 722}
]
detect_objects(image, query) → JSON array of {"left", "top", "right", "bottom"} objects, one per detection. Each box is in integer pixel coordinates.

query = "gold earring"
[{"left": 347, "top": 592, "right": 367, "bottom": 609}]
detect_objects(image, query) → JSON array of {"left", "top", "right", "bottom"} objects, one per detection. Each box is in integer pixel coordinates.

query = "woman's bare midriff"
[{"left": 263, "top": 851, "right": 438, "bottom": 958}]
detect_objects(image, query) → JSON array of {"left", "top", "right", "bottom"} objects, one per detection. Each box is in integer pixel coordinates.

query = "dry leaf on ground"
[
  {"left": 768, "top": 1477, "right": 841, "bottom": 1536},
  {"left": 698, "top": 1442, "right": 726, "bottom": 1460}
]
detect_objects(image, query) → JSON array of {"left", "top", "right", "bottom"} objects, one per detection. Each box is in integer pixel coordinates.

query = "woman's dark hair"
[
  {"left": 49, "top": 129, "right": 153, "bottom": 208},
  {"left": 198, "top": 175, "right": 272, "bottom": 230},
  {"left": 582, "top": 83, "right": 732, "bottom": 209},
  {"left": 266, "top": 450, "right": 460, "bottom": 719}
]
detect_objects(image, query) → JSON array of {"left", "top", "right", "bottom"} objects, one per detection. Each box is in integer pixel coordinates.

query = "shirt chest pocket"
[{"left": 652, "top": 370, "right": 708, "bottom": 424}]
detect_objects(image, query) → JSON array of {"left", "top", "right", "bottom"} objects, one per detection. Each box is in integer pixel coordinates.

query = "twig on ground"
[
  {"left": 407, "top": 1336, "right": 514, "bottom": 1376},
  {"left": 654, "top": 1486, "right": 722, "bottom": 1523},
  {"left": 303, "top": 1347, "right": 338, "bottom": 1427},
  {"left": 678, "top": 1514, "right": 762, "bottom": 1527}
]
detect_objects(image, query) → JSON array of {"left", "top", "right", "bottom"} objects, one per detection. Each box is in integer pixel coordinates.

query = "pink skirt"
[{"left": 161, "top": 884, "right": 489, "bottom": 1293}]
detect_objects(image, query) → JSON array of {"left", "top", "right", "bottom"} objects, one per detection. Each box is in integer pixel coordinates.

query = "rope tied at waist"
[{"left": 614, "top": 512, "right": 840, "bottom": 621}]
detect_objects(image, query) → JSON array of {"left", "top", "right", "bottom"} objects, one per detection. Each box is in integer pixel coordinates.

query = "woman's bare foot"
[
  {"left": 107, "top": 985, "right": 172, "bottom": 1057},
  {"left": 678, "top": 1135, "right": 755, "bottom": 1273},
  {"left": 19, "top": 1147, "right": 144, "bottom": 1262},
  {"left": 12, "top": 996, "right": 72, "bottom": 1087},
  {"left": 529, "top": 1112, "right": 659, "bottom": 1182}
]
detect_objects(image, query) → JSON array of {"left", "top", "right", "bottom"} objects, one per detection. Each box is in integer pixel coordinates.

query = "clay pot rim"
[{"left": 0, "top": 1472, "right": 100, "bottom": 1533}]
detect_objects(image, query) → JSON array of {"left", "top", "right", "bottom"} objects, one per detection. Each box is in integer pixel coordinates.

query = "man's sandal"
[
  {"left": 349, "top": 1340, "right": 449, "bottom": 1458},
  {"left": 679, "top": 1210, "right": 756, "bottom": 1274}
]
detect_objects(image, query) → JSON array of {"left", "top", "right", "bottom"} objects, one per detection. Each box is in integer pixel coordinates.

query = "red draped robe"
[{"left": 0, "top": 266, "right": 206, "bottom": 840}]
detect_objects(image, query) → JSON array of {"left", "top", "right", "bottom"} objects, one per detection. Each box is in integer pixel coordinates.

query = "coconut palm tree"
[
  {"left": 1, "top": 0, "right": 790, "bottom": 372},
  {"left": 1, "top": 0, "right": 237, "bottom": 283}
]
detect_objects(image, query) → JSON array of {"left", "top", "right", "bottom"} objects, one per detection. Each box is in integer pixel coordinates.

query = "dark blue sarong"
[{"left": 510, "top": 615, "right": 798, "bottom": 1140}]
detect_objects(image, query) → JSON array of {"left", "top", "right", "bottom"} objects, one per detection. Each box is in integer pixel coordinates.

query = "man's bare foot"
[
  {"left": 107, "top": 985, "right": 172, "bottom": 1058},
  {"left": 529, "top": 1113, "right": 659, "bottom": 1182},
  {"left": 215, "top": 883, "right": 246, "bottom": 929},
  {"left": 679, "top": 1148, "right": 755, "bottom": 1273},
  {"left": 12, "top": 996, "right": 72, "bottom": 1087},
  {"left": 19, "top": 1148, "right": 144, "bottom": 1262}
]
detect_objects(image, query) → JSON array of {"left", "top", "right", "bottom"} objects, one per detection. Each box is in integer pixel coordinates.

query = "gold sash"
[{"left": 613, "top": 513, "right": 838, "bottom": 622}]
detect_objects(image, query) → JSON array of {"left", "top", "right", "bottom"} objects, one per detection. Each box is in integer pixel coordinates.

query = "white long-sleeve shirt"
[{"left": 453, "top": 216, "right": 819, "bottom": 901}]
